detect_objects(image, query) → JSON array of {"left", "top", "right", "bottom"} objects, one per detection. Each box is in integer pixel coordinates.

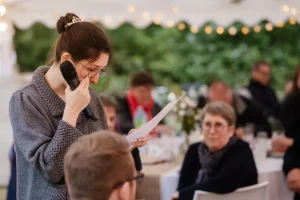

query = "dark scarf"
[{"left": 196, "top": 135, "right": 238, "bottom": 184}]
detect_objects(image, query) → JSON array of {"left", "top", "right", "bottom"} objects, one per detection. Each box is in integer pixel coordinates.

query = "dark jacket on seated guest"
[
  {"left": 248, "top": 79, "right": 281, "bottom": 120},
  {"left": 116, "top": 96, "right": 162, "bottom": 135},
  {"left": 198, "top": 94, "right": 272, "bottom": 137},
  {"left": 281, "top": 91, "right": 300, "bottom": 139},
  {"left": 177, "top": 138, "right": 258, "bottom": 200}
]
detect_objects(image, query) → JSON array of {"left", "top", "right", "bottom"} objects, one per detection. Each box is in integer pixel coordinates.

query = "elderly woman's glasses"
[
  {"left": 82, "top": 64, "right": 107, "bottom": 78},
  {"left": 202, "top": 122, "right": 228, "bottom": 132},
  {"left": 113, "top": 172, "right": 144, "bottom": 189}
]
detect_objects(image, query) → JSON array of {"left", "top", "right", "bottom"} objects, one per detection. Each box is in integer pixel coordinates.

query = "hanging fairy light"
[
  {"left": 228, "top": 27, "right": 237, "bottom": 35},
  {"left": 177, "top": 23, "right": 186, "bottom": 31},
  {"left": 143, "top": 11, "right": 150, "bottom": 20},
  {"left": 153, "top": 18, "right": 161, "bottom": 25},
  {"left": 204, "top": 26, "right": 213, "bottom": 34},
  {"left": 282, "top": 5, "right": 289, "bottom": 13},
  {"left": 253, "top": 25, "right": 261, "bottom": 33},
  {"left": 190, "top": 26, "right": 198, "bottom": 34},
  {"left": 289, "top": 17, "right": 297, "bottom": 25},
  {"left": 0, "top": 22, "right": 8, "bottom": 32},
  {"left": 291, "top": 7, "right": 298, "bottom": 15},
  {"left": 265, "top": 23, "right": 273, "bottom": 31},
  {"left": 241, "top": 26, "right": 250, "bottom": 35},
  {"left": 128, "top": 5, "right": 136, "bottom": 13},
  {"left": 167, "top": 20, "right": 174, "bottom": 28},
  {"left": 0, "top": 5, "right": 6, "bottom": 17},
  {"left": 172, "top": 6, "right": 180, "bottom": 14},
  {"left": 277, "top": 22, "right": 284, "bottom": 28},
  {"left": 216, "top": 26, "right": 224, "bottom": 35}
]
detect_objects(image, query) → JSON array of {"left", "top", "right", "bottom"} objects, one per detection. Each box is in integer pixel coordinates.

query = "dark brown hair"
[
  {"left": 130, "top": 71, "right": 154, "bottom": 87},
  {"left": 64, "top": 131, "right": 134, "bottom": 200},
  {"left": 100, "top": 94, "right": 117, "bottom": 109},
  {"left": 200, "top": 101, "right": 236, "bottom": 126},
  {"left": 48, "top": 13, "right": 112, "bottom": 65},
  {"left": 252, "top": 60, "right": 270, "bottom": 71}
]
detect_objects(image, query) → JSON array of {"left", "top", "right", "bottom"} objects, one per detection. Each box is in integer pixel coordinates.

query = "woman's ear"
[
  {"left": 229, "top": 125, "right": 235, "bottom": 137},
  {"left": 60, "top": 52, "right": 72, "bottom": 63}
]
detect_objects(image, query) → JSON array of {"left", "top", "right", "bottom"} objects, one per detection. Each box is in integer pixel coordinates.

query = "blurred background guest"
[
  {"left": 64, "top": 131, "right": 143, "bottom": 200},
  {"left": 117, "top": 71, "right": 171, "bottom": 136},
  {"left": 100, "top": 94, "right": 142, "bottom": 172},
  {"left": 247, "top": 61, "right": 281, "bottom": 121},
  {"left": 100, "top": 95, "right": 118, "bottom": 132},
  {"left": 197, "top": 81, "right": 272, "bottom": 138},
  {"left": 173, "top": 102, "right": 257, "bottom": 200},
  {"left": 6, "top": 144, "right": 16, "bottom": 200}
]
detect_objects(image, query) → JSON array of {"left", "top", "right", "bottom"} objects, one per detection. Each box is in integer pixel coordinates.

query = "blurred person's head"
[
  {"left": 208, "top": 81, "right": 233, "bottom": 105},
  {"left": 251, "top": 61, "right": 271, "bottom": 86},
  {"left": 200, "top": 102, "right": 236, "bottom": 152},
  {"left": 48, "top": 13, "right": 112, "bottom": 84},
  {"left": 130, "top": 71, "right": 154, "bottom": 106},
  {"left": 285, "top": 80, "right": 294, "bottom": 95},
  {"left": 291, "top": 66, "right": 300, "bottom": 93},
  {"left": 64, "top": 131, "right": 142, "bottom": 200},
  {"left": 100, "top": 95, "right": 117, "bottom": 131}
]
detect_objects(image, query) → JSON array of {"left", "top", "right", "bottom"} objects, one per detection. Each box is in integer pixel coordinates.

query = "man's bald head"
[{"left": 208, "top": 82, "right": 233, "bottom": 105}]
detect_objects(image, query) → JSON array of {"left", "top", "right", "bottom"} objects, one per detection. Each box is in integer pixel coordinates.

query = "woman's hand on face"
[
  {"left": 63, "top": 76, "right": 90, "bottom": 127},
  {"left": 64, "top": 76, "right": 91, "bottom": 115}
]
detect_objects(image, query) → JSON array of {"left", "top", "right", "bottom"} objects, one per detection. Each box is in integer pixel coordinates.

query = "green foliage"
[{"left": 13, "top": 21, "right": 300, "bottom": 95}]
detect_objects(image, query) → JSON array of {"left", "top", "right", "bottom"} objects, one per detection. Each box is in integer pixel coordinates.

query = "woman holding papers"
[
  {"left": 9, "top": 13, "right": 149, "bottom": 200},
  {"left": 173, "top": 102, "right": 257, "bottom": 200}
]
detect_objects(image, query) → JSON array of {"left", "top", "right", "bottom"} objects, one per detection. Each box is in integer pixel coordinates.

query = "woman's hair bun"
[{"left": 56, "top": 13, "right": 80, "bottom": 34}]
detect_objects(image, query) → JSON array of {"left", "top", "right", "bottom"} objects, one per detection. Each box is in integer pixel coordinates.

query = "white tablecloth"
[{"left": 160, "top": 158, "right": 294, "bottom": 200}]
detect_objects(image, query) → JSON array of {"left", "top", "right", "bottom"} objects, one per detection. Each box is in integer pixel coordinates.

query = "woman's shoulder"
[
  {"left": 226, "top": 139, "right": 253, "bottom": 158},
  {"left": 11, "top": 82, "right": 40, "bottom": 103}
]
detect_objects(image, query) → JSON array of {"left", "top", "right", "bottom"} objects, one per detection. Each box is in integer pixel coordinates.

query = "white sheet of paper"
[{"left": 126, "top": 95, "right": 183, "bottom": 148}]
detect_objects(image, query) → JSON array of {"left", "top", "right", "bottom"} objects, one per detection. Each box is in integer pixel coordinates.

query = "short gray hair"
[{"left": 200, "top": 101, "right": 236, "bottom": 126}]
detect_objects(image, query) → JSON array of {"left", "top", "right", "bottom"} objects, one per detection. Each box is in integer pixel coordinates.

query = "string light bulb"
[
  {"left": 178, "top": 23, "right": 186, "bottom": 31},
  {"left": 204, "top": 26, "right": 213, "bottom": 34},
  {"left": 265, "top": 23, "right": 273, "bottom": 31},
  {"left": 228, "top": 27, "right": 237, "bottom": 36},
  {"left": 0, "top": 22, "right": 8, "bottom": 32},
  {"left": 190, "top": 26, "right": 198, "bottom": 34},
  {"left": 291, "top": 7, "right": 297, "bottom": 15},
  {"left": 289, "top": 17, "right": 296, "bottom": 25},
  {"left": 143, "top": 11, "right": 150, "bottom": 20},
  {"left": 241, "top": 26, "right": 250, "bottom": 35},
  {"left": 167, "top": 20, "right": 174, "bottom": 28},
  {"left": 0, "top": 5, "right": 6, "bottom": 16},
  {"left": 277, "top": 22, "right": 284, "bottom": 28},
  {"left": 216, "top": 27, "right": 224, "bottom": 35},
  {"left": 253, "top": 25, "right": 261, "bottom": 33},
  {"left": 128, "top": 5, "right": 136, "bottom": 13},
  {"left": 172, "top": 6, "right": 180, "bottom": 14},
  {"left": 282, "top": 5, "right": 289, "bottom": 13}
]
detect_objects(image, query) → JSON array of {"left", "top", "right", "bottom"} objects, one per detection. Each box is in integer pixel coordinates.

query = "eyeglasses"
[
  {"left": 81, "top": 63, "right": 107, "bottom": 78},
  {"left": 113, "top": 172, "right": 145, "bottom": 189},
  {"left": 202, "top": 122, "right": 228, "bottom": 133}
]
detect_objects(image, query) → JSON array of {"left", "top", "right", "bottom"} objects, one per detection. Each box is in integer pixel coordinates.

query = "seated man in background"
[
  {"left": 173, "top": 102, "right": 257, "bottom": 200},
  {"left": 247, "top": 61, "right": 281, "bottom": 121},
  {"left": 197, "top": 81, "right": 272, "bottom": 138},
  {"left": 100, "top": 94, "right": 142, "bottom": 172},
  {"left": 117, "top": 71, "right": 171, "bottom": 136},
  {"left": 64, "top": 131, "right": 144, "bottom": 200}
]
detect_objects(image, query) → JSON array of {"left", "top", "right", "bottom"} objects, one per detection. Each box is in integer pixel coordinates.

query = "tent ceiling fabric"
[{"left": 1, "top": 0, "right": 300, "bottom": 29}]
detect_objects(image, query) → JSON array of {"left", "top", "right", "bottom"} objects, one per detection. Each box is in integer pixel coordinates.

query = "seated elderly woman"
[{"left": 173, "top": 101, "right": 258, "bottom": 200}]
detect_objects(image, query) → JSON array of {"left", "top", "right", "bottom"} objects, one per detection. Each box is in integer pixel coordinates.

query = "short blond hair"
[
  {"left": 64, "top": 131, "right": 134, "bottom": 200},
  {"left": 200, "top": 101, "right": 236, "bottom": 126}
]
